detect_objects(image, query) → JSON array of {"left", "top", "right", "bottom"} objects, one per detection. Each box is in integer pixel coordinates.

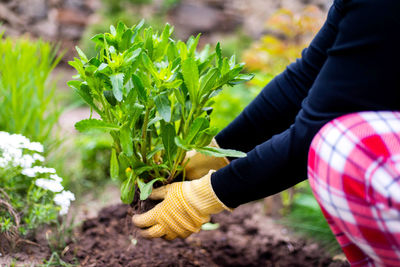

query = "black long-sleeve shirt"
[{"left": 212, "top": 0, "right": 400, "bottom": 208}]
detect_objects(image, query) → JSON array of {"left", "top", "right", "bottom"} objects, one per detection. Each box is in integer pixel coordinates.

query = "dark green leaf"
[
  {"left": 144, "top": 27, "right": 154, "bottom": 59},
  {"left": 161, "top": 123, "right": 177, "bottom": 165},
  {"left": 134, "top": 165, "right": 153, "bottom": 176},
  {"left": 68, "top": 81, "right": 101, "bottom": 114},
  {"left": 103, "top": 90, "right": 117, "bottom": 106},
  {"left": 185, "top": 117, "right": 209, "bottom": 144},
  {"left": 194, "top": 127, "right": 219, "bottom": 147},
  {"left": 110, "top": 73, "right": 124, "bottom": 102},
  {"left": 131, "top": 73, "right": 147, "bottom": 103},
  {"left": 216, "top": 42, "right": 222, "bottom": 68},
  {"left": 75, "top": 119, "right": 120, "bottom": 133},
  {"left": 154, "top": 93, "right": 171, "bottom": 122},
  {"left": 199, "top": 68, "right": 219, "bottom": 97}
]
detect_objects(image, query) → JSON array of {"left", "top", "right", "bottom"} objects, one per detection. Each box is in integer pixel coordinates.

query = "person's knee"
[
  {"left": 309, "top": 111, "right": 400, "bottom": 172},
  {"left": 308, "top": 111, "right": 400, "bottom": 205}
]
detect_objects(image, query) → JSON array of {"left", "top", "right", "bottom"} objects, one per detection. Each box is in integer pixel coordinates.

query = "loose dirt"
[{"left": 63, "top": 201, "right": 349, "bottom": 267}]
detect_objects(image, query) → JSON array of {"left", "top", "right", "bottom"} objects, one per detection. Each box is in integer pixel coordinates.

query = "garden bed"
[{"left": 63, "top": 202, "right": 349, "bottom": 266}]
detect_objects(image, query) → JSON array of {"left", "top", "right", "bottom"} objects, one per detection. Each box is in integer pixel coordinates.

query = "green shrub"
[
  {"left": 0, "top": 33, "right": 63, "bottom": 150},
  {"left": 0, "top": 132, "right": 74, "bottom": 250},
  {"left": 69, "top": 21, "right": 252, "bottom": 203}
]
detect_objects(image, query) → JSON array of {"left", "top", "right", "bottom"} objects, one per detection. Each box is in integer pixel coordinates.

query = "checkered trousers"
[{"left": 308, "top": 111, "right": 400, "bottom": 267}]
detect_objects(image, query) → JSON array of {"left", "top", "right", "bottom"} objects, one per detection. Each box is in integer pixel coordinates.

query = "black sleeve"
[
  {"left": 215, "top": 1, "right": 342, "bottom": 153},
  {"left": 212, "top": 0, "right": 400, "bottom": 208}
]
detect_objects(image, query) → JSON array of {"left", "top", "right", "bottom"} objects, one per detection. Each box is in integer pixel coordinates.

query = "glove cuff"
[{"left": 183, "top": 171, "right": 233, "bottom": 215}]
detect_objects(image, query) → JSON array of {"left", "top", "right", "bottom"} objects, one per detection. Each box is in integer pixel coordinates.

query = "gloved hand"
[
  {"left": 132, "top": 171, "right": 232, "bottom": 240},
  {"left": 184, "top": 139, "right": 229, "bottom": 180}
]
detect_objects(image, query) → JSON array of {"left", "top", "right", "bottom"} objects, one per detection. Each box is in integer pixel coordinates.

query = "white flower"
[
  {"left": 50, "top": 174, "right": 63, "bottom": 182},
  {"left": 22, "top": 166, "right": 56, "bottom": 177},
  {"left": 21, "top": 168, "right": 36, "bottom": 177},
  {"left": 0, "top": 132, "right": 44, "bottom": 168},
  {"left": 33, "top": 153, "right": 45, "bottom": 162},
  {"left": 35, "top": 178, "right": 64, "bottom": 192},
  {"left": 54, "top": 191, "right": 75, "bottom": 215}
]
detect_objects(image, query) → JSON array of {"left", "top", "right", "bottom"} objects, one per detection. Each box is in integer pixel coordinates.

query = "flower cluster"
[{"left": 0, "top": 131, "right": 75, "bottom": 215}]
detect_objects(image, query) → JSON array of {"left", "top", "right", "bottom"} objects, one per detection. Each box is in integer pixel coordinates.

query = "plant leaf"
[
  {"left": 134, "top": 165, "right": 153, "bottom": 176},
  {"left": 75, "top": 119, "right": 120, "bottom": 133},
  {"left": 121, "top": 173, "right": 135, "bottom": 204},
  {"left": 110, "top": 73, "right": 124, "bottom": 102},
  {"left": 128, "top": 103, "right": 144, "bottom": 128},
  {"left": 161, "top": 123, "right": 177, "bottom": 165},
  {"left": 131, "top": 73, "right": 147, "bottom": 103},
  {"left": 103, "top": 90, "right": 117, "bottom": 106},
  {"left": 195, "top": 146, "right": 246, "bottom": 158},
  {"left": 68, "top": 81, "right": 101, "bottom": 114},
  {"left": 110, "top": 148, "right": 119, "bottom": 181},
  {"left": 154, "top": 93, "right": 171, "bottom": 122},
  {"left": 185, "top": 117, "right": 209, "bottom": 144},
  {"left": 182, "top": 57, "right": 199, "bottom": 104},
  {"left": 141, "top": 53, "right": 160, "bottom": 86},
  {"left": 146, "top": 144, "right": 164, "bottom": 160},
  {"left": 75, "top": 46, "right": 88, "bottom": 63},
  {"left": 137, "top": 178, "right": 164, "bottom": 200},
  {"left": 174, "top": 136, "right": 192, "bottom": 150},
  {"left": 199, "top": 68, "right": 219, "bottom": 97},
  {"left": 120, "top": 124, "right": 133, "bottom": 157}
]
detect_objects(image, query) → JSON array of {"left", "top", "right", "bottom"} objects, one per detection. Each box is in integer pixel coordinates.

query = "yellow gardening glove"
[
  {"left": 184, "top": 139, "right": 229, "bottom": 180},
  {"left": 132, "top": 171, "right": 232, "bottom": 240}
]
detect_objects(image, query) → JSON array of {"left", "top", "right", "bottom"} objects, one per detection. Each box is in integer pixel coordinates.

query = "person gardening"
[{"left": 133, "top": 0, "right": 400, "bottom": 265}]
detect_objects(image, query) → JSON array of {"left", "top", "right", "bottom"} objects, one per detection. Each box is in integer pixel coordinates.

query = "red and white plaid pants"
[{"left": 308, "top": 111, "right": 400, "bottom": 267}]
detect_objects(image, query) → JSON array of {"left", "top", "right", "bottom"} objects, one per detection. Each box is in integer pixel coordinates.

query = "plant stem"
[
  {"left": 183, "top": 105, "right": 196, "bottom": 135},
  {"left": 141, "top": 107, "right": 151, "bottom": 164},
  {"left": 166, "top": 148, "right": 186, "bottom": 183}
]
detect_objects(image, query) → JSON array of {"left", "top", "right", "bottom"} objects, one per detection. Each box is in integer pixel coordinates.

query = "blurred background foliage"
[{"left": 0, "top": 0, "right": 340, "bottom": 255}]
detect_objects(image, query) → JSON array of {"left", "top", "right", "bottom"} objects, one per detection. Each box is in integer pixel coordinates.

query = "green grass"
[
  {"left": 0, "top": 33, "right": 63, "bottom": 150},
  {"left": 281, "top": 182, "right": 341, "bottom": 255}
]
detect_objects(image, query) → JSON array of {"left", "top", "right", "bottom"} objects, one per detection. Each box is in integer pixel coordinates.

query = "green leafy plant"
[
  {"left": 0, "top": 131, "right": 74, "bottom": 251},
  {"left": 69, "top": 21, "right": 253, "bottom": 203},
  {"left": 0, "top": 33, "right": 63, "bottom": 149}
]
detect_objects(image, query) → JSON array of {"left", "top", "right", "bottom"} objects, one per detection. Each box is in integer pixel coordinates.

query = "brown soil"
[{"left": 63, "top": 202, "right": 349, "bottom": 267}]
